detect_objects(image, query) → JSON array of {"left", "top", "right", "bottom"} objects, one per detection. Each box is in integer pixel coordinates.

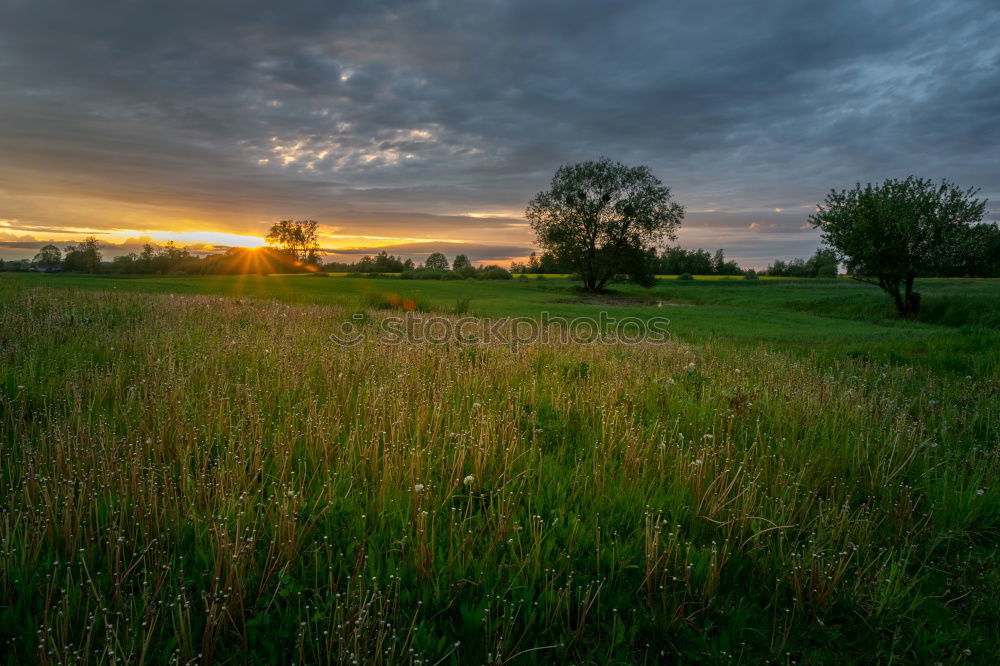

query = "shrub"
[
  {"left": 677, "top": 273, "right": 694, "bottom": 281},
  {"left": 476, "top": 265, "right": 513, "bottom": 280},
  {"left": 743, "top": 270, "right": 758, "bottom": 280}
]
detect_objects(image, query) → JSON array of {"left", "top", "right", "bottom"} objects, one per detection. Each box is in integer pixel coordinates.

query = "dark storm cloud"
[{"left": 0, "top": 0, "right": 997, "bottom": 262}]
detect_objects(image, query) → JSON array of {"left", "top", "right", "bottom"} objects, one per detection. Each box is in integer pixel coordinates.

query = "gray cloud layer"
[{"left": 1, "top": 0, "right": 997, "bottom": 265}]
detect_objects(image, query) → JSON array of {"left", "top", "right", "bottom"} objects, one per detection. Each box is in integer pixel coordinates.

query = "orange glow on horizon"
[{"left": 146, "top": 231, "right": 265, "bottom": 248}]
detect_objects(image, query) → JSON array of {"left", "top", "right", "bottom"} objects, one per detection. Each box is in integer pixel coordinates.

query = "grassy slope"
[{"left": 0, "top": 275, "right": 997, "bottom": 663}]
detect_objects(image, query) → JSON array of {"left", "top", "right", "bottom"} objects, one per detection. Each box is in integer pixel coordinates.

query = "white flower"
[
  {"left": 687, "top": 362, "right": 696, "bottom": 370},
  {"left": 472, "top": 402, "right": 482, "bottom": 409},
  {"left": 413, "top": 484, "right": 425, "bottom": 492},
  {"left": 976, "top": 489, "right": 986, "bottom": 496},
  {"left": 703, "top": 433, "right": 714, "bottom": 440},
  {"left": 463, "top": 475, "right": 475, "bottom": 486}
]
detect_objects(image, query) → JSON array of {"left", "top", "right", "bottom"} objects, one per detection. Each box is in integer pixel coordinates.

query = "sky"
[{"left": 1, "top": 0, "right": 998, "bottom": 268}]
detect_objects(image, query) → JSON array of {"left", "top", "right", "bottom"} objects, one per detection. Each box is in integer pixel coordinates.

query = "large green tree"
[
  {"left": 526, "top": 158, "right": 684, "bottom": 291},
  {"left": 810, "top": 177, "right": 987, "bottom": 317}
]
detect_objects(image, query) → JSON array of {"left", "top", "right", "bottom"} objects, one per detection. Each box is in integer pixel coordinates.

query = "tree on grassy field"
[
  {"left": 266, "top": 220, "right": 321, "bottom": 266},
  {"left": 32, "top": 244, "right": 62, "bottom": 269},
  {"left": 424, "top": 252, "right": 449, "bottom": 270},
  {"left": 62, "top": 236, "right": 102, "bottom": 272},
  {"left": 811, "top": 177, "right": 987, "bottom": 316},
  {"left": 526, "top": 158, "right": 684, "bottom": 291}
]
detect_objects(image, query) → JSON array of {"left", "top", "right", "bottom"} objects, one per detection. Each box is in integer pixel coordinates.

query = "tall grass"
[{"left": 0, "top": 287, "right": 996, "bottom": 663}]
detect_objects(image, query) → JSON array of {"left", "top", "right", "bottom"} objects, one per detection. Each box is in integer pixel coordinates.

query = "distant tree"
[
  {"left": 266, "top": 220, "right": 321, "bottom": 266},
  {"left": 111, "top": 253, "right": 140, "bottom": 274},
  {"left": 811, "top": 177, "right": 987, "bottom": 316},
  {"left": 153, "top": 241, "right": 193, "bottom": 274},
  {"left": 139, "top": 243, "right": 156, "bottom": 272},
  {"left": 62, "top": 236, "right": 102, "bottom": 273},
  {"left": 656, "top": 246, "right": 714, "bottom": 275},
  {"left": 452, "top": 254, "right": 477, "bottom": 278},
  {"left": 526, "top": 158, "right": 684, "bottom": 291},
  {"left": 424, "top": 252, "right": 449, "bottom": 270},
  {"left": 765, "top": 248, "right": 839, "bottom": 278},
  {"left": 712, "top": 248, "right": 725, "bottom": 274},
  {"left": 812, "top": 248, "right": 839, "bottom": 278},
  {"left": 32, "top": 244, "right": 62, "bottom": 268},
  {"left": 373, "top": 251, "right": 405, "bottom": 272},
  {"left": 957, "top": 223, "right": 1000, "bottom": 277},
  {"left": 476, "top": 265, "right": 512, "bottom": 280},
  {"left": 711, "top": 248, "right": 743, "bottom": 275},
  {"left": 767, "top": 259, "right": 787, "bottom": 277}
]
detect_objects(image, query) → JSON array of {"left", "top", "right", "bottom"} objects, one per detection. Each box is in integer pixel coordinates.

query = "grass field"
[{"left": 1, "top": 273, "right": 998, "bottom": 663}]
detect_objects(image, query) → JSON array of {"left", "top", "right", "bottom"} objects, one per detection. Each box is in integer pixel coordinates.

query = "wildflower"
[
  {"left": 472, "top": 402, "right": 482, "bottom": 409},
  {"left": 703, "top": 433, "right": 714, "bottom": 440},
  {"left": 463, "top": 475, "right": 475, "bottom": 486},
  {"left": 413, "top": 484, "right": 425, "bottom": 493},
  {"left": 976, "top": 489, "right": 985, "bottom": 496},
  {"left": 687, "top": 362, "right": 696, "bottom": 370}
]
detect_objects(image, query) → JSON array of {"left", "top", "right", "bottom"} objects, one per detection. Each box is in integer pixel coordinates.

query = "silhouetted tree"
[
  {"left": 266, "top": 220, "right": 321, "bottom": 266},
  {"left": 424, "top": 252, "right": 449, "bottom": 270},
  {"left": 452, "top": 254, "right": 476, "bottom": 277},
  {"left": 62, "top": 236, "right": 102, "bottom": 273},
  {"left": 526, "top": 158, "right": 684, "bottom": 291},
  {"left": 32, "top": 244, "right": 62, "bottom": 269}
]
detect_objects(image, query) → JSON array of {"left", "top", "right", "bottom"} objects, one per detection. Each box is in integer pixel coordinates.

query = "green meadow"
[{"left": 1, "top": 273, "right": 997, "bottom": 663}]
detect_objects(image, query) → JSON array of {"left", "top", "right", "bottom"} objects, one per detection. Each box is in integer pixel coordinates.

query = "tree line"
[
  {"left": 327, "top": 251, "right": 513, "bottom": 280},
  {"left": 2, "top": 238, "right": 312, "bottom": 275},
  {"left": 510, "top": 247, "right": 743, "bottom": 276},
  {"left": 5, "top": 164, "right": 999, "bottom": 317},
  {"left": 5, "top": 238, "right": 849, "bottom": 281}
]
